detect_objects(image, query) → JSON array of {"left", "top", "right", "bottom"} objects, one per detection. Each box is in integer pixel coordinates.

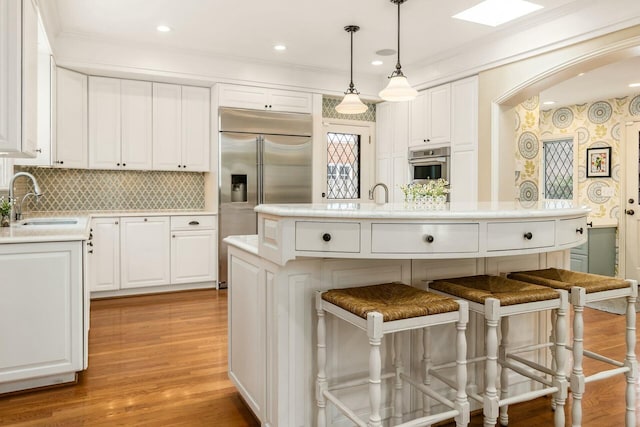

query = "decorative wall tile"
[
  {"left": 322, "top": 96, "right": 377, "bottom": 122},
  {"left": 14, "top": 167, "right": 205, "bottom": 212}
]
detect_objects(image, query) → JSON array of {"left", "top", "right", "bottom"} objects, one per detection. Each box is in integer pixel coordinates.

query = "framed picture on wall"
[{"left": 586, "top": 146, "right": 611, "bottom": 178}]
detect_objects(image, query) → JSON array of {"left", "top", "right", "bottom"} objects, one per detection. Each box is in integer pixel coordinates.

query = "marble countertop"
[
  {"left": 255, "top": 201, "right": 590, "bottom": 220},
  {"left": 224, "top": 235, "right": 258, "bottom": 255}
]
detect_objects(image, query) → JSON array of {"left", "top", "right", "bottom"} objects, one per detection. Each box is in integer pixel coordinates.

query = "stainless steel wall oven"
[{"left": 408, "top": 147, "right": 450, "bottom": 183}]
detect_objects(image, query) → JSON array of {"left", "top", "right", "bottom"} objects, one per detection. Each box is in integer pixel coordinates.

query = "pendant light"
[
  {"left": 335, "top": 25, "right": 368, "bottom": 115},
  {"left": 379, "top": 0, "right": 417, "bottom": 102}
]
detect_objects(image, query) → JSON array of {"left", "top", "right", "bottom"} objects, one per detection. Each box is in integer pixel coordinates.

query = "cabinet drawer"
[
  {"left": 487, "top": 221, "right": 555, "bottom": 251},
  {"left": 171, "top": 215, "right": 216, "bottom": 230},
  {"left": 371, "top": 223, "right": 479, "bottom": 254},
  {"left": 557, "top": 217, "right": 587, "bottom": 245},
  {"left": 295, "top": 222, "right": 360, "bottom": 253}
]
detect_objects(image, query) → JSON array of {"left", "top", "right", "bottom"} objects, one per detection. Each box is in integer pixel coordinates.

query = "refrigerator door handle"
[{"left": 258, "top": 136, "right": 264, "bottom": 205}]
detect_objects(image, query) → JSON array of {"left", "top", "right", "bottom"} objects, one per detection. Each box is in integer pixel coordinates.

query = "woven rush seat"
[
  {"left": 508, "top": 268, "right": 629, "bottom": 293},
  {"left": 322, "top": 282, "right": 459, "bottom": 321},
  {"left": 430, "top": 275, "right": 559, "bottom": 306}
]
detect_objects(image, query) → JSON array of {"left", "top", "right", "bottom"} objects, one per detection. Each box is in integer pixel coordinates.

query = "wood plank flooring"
[{"left": 0, "top": 289, "right": 637, "bottom": 426}]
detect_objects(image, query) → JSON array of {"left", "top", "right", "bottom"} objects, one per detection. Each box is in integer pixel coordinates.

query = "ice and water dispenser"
[{"left": 231, "top": 175, "right": 247, "bottom": 203}]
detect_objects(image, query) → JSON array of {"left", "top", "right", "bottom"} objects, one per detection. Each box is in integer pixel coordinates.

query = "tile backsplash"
[
  {"left": 14, "top": 167, "right": 205, "bottom": 212},
  {"left": 322, "top": 96, "right": 377, "bottom": 122}
]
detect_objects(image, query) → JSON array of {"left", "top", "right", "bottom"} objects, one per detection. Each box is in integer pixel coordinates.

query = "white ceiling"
[{"left": 40, "top": 0, "right": 640, "bottom": 99}]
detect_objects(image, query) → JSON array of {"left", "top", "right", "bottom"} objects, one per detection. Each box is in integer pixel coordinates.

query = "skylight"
[{"left": 453, "top": 0, "right": 543, "bottom": 27}]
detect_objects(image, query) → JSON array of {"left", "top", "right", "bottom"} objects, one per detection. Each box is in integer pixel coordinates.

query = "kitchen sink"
[{"left": 21, "top": 218, "right": 79, "bottom": 226}]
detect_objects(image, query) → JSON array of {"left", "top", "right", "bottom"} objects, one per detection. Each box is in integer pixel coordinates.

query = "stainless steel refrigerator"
[{"left": 218, "top": 108, "right": 313, "bottom": 284}]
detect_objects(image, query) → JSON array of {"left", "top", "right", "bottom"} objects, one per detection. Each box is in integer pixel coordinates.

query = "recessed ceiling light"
[
  {"left": 453, "top": 0, "right": 543, "bottom": 27},
  {"left": 375, "top": 49, "right": 396, "bottom": 56},
  {"left": 156, "top": 25, "right": 171, "bottom": 32},
  {"left": 371, "top": 60, "right": 384, "bottom": 66},
  {"left": 629, "top": 83, "right": 640, "bottom": 88},
  {"left": 542, "top": 101, "right": 556, "bottom": 105},
  {"left": 577, "top": 72, "right": 585, "bottom": 77},
  {"left": 274, "top": 44, "right": 287, "bottom": 51}
]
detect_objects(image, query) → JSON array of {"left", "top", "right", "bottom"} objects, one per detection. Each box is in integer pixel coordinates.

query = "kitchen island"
[{"left": 225, "top": 201, "right": 590, "bottom": 427}]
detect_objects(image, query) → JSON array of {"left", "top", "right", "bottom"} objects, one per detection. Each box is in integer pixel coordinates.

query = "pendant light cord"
[
  {"left": 396, "top": 0, "right": 401, "bottom": 73},
  {"left": 349, "top": 29, "right": 355, "bottom": 92}
]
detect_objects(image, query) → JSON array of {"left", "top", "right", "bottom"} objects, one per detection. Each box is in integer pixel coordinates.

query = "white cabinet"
[
  {"left": 375, "top": 101, "right": 409, "bottom": 203},
  {"left": 409, "top": 83, "right": 451, "bottom": 148},
  {"left": 0, "top": 0, "right": 38, "bottom": 158},
  {"left": 88, "top": 217, "right": 120, "bottom": 292},
  {"left": 120, "top": 216, "right": 171, "bottom": 289},
  {"left": 153, "top": 83, "right": 210, "bottom": 172},
  {"left": 449, "top": 76, "right": 478, "bottom": 203},
  {"left": 218, "top": 83, "right": 312, "bottom": 113},
  {"left": 89, "top": 77, "right": 152, "bottom": 170},
  {"left": 0, "top": 158, "right": 13, "bottom": 190},
  {"left": 55, "top": 67, "right": 88, "bottom": 168},
  {"left": 170, "top": 215, "right": 217, "bottom": 284},
  {"left": 0, "top": 241, "right": 83, "bottom": 393}
]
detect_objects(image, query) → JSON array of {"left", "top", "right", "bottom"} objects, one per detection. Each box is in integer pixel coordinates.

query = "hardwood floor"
[{"left": 0, "top": 289, "right": 637, "bottom": 426}]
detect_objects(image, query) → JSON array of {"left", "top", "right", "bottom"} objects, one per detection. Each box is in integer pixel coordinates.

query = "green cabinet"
[{"left": 570, "top": 227, "right": 616, "bottom": 276}]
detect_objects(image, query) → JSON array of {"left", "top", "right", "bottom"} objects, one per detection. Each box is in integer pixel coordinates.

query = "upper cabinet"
[
  {"left": 0, "top": 0, "right": 38, "bottom": 158},
  {"left": 153, "top": 83, "right": 210, "bottom": 172},
  {"left": 218, "top": 83, "right": 312, "bottom": 114},
  {"left": 55, "top": 67, "right": 88, "bottom": 168},
  {"left": 409, "top": 83, "right": 451, "bottom": 148},
  {"left": 375, "top": 101, "right": 409, "bottom": 203},
  {"left": 89, "top": 77, "right": 152, "bottom": 170}
]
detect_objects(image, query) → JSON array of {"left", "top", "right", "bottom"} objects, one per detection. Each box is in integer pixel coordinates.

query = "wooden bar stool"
[
  {"left": 507, "top": 268, "right": 638, "bottom": 427},
  {"left": 315, "top": 282, "right": 470, "bottom": 427},
  {"left": 428, "top": 275, "right": 569, "bottom": 427}
]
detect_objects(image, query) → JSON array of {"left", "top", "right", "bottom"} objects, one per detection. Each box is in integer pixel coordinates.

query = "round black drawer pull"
[
  {"left": 576, "top": 227, "right": 584, "bottom": 234},
  {"left": 523, "top": 232, "right": 533, "bottom": 240},
  {"left": 322, "top": 233, "right": 331, "bottom": 242},
  {"left": 424, "top": 234, "right": 434, "bottom": 243}
]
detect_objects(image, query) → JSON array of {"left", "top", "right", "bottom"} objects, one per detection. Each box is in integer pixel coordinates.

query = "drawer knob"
[
  {"left": 576, "top": 227, "right": 584, "bottom": 234},
  {"left": 189, "top": 221, "right": 200, "bottom": 226},
  {"left": 523, "top": 232, "right": 533, "bottom": 240},
  {"left": 424, "top": 234, "right": 434, "bottom": 243},
  {"left": 322, "top": 233, "right": 332, "bottom": 242}
]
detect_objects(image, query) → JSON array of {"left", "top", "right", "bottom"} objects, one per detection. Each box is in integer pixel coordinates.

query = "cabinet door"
[
  {"left": 0, "top": 158, "right": 12, "bottom": 190},
  {"left": 218, "top": 84, "right": 269, "bottom": 110},
  {"left": 88, "top": 218, "right": 120, "bottom": 292},
  {"left": 181, "top": 85, "right": 210, "bottom": 172},
  {"left": 152, "top": 83, "right": 182, "bottom": 171},
  {"left": 20, "top": 0, "right": 37, "bottom": 157},
  {"left": 409, "top": 92, "right": 427, "bottom": 148},
  {"left": 391, "top": 102, "right": 409, "bottom": 156},
  {"left": 0, "top": 241, "right": 83, "bottom": 386},
  {"left": 450, "top": 77, "right": 478, "bottom": 203},
  {"left": 268, "top": 89, "right": 312, "bottom": 113},
  {"left": 121, "top": 79, "right": 152, "bottom": 170},
  {"left": 55, "top": 67, "right": 88, "bottom": 168},
  {"left": 171, "top": 229, "right": 217, "bottom": 284},
  {"left": 120, "top": 216, "right": 171, "bottom": 288},
  {"left": 89, "top": 76, "right": 121, "bottom": 169},
  {"left": 428, "top": 84, "right": 451, "bottom": 145},
  {"left": 375, "top": 102, "right": 392, "bottom": 157}
]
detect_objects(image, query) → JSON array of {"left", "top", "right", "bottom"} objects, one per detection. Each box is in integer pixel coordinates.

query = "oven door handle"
[{"left": 409, "top": 156, "right": 449, "bottom": 165}]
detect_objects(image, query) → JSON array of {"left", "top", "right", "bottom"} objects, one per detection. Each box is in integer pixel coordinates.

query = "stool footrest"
[
  {"left": 501, "top": 359, "right": 553, "bottom": 388},
  {"left": 585, "top": 367, "right": 630, "bottom": 384},
  {"left": 501, "top": 386, "right": 559, "bottom": 407},
  {"left": 323, "top": 390, "right": 367, "bottom": 427},
  {"left": 507, "top": 342, "right": 554, "bottom": 355},
  {"left": 402, "top": 373, "right": 455, "bottom": 409},
  {"left": 328, "top": 372, "right": 395, "bottom": 392},
  {"left": 394, "top": 410, "right": 460, "bottom": 427},
  {"left": 506, "top": 353, "right": 556, "bottom": 378}
]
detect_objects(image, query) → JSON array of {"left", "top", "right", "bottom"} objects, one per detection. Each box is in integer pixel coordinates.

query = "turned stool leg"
[
  {"left": 316, "top": 293, "right": 328, "bottom": 427},
  {"left": 455, "top": 300, "right": 470, "bottom": 427},
  {"left": 625, "top": 286, "right": 637, "bottom": 427},
  {"left": 484, "top": 299, "right": 500, "bottom": 427},
  {"left": 499, "top": 317, "right": 509, "bottom": 426},
  {"left": 550, "top": 308, "right": 558, "bottom": 411},
  {"left": 423, "top": 327, "right": 432, "bottom": 419},
  {"left": 553, "top": 291, "right": 568, "bottom": 427},
  {"left": 393, "top": 332, "right": 404, "bottom": 425},
  {"left": 570, "top": 287, "right": 586, "bottom": 427},
  {"left": 367, "top": 312, "right": 383, "bottom": 427}
]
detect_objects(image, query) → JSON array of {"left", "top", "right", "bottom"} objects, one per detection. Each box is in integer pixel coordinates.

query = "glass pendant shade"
[
  {"left": 336, "top": 25, "right": 368, "bottom": 115},
  {"left": 336, "top": 93, "right": 368, "bottom": 114},
  {"left": 379, "top": 74, "right": 417, "bottom": 102}
]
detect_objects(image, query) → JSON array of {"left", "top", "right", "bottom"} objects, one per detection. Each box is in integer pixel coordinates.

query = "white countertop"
[
  {"left": 0, "top": 210, "right": 216, "bottom": 244},
  {"left": 224, "top": 235, "right": 258, "bottom": 255},
  {"left": 255, "top": 201, "right": 590, "bottom": 220}
]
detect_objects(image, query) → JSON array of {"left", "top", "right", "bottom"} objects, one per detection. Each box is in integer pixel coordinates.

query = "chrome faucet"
[
  {"left": 368, "top": 182, "right": 389, "bottom": 204},
  {"left": 9, "top": 172, "right": 43, "bottom": 221}
]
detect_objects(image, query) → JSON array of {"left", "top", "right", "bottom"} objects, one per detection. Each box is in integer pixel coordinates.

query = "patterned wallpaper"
[
  {"left": 13, "top": 167, "right": 205, "bottom": 212},
  {"left": 514, "top": 94, "right": 640, "bottom": 222},
  {"left": 322, "top": 96, "right": 377, "bottom": 122}
]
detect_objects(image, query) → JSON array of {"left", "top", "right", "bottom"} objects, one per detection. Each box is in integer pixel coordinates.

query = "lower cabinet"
[
  {"left": 0, "top": 241, "right": 83, "bottom": 393},
  {"left": 570, "top": 227, "right": 616, "bottom": 276},
  {"left": 88, "top": 214, "right": 217, "bottom": 295}
]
